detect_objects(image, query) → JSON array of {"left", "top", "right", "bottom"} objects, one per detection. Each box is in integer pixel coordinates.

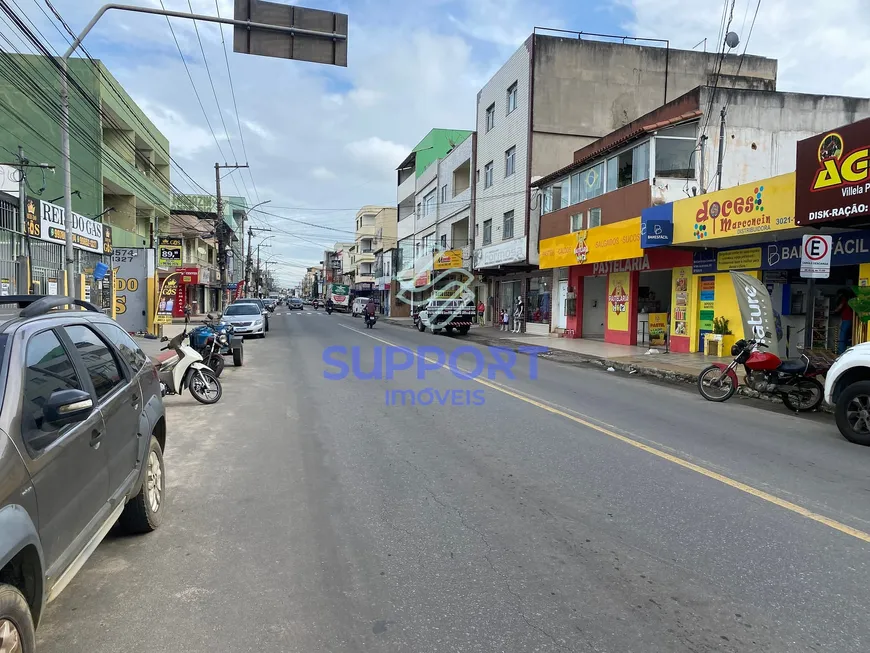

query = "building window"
[
  {"left": 505, "top": 146, "right": 516, "bottom": 177},
  {"left": 526, "top": 275, "right": 552, "bottom": 324},
  {"left": 606, "top": 140, "right": 650, "bottom": 192},
  {"left": 423, "top": 189, "right": 436, "bottom": 216},
  {"left": 440, "top": 234, "right": 447, "bottom": 249},
  {"left": 484, "top": 161, "right": 494, "bottom": 188},
  {"left": 485, "top": 103, "right": 495, "bottom": 132},
  {"left": 570, "top": 213, "right": 584, "bottom": 232},
  {"left": 416, "top": 202, "right": 421, "bottom": 216},
  {"left": 503, "top": 210, "right": 514, "bottom": 239},
  {"left": 440, "top": 184, "right": 447, "bottom": 203},
  {"left": 483, "top": 219, "right": 492, "bottom": 245},
  {"left": 588, "top": 208, "right": 602, "bottom": 229},
  {"left": 654, "top": 123, "right": 698, "bottom": 178},
  {"left": 506, "top": 82, "right": 517, "bottom": 114}
]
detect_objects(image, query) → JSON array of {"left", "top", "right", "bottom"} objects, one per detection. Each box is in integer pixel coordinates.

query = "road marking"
[{"left": 337, "top": 323, "right": 870, "bottom": 544}]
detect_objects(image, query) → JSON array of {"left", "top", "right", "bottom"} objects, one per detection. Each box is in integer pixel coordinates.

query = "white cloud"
[
  {"left": 345, "top": 137, "right": 409, "bottom": 171},
  {"left": 311, "top": 166, "right": 336, "bottom": 180},
  {"left": 623, "top": 0, "right": 870, "bottom": 97},
  {"left": 132, "top": 98, "right": 220, "bottom": 158},
  {"left": 241, "top": 119, "right": 271, "bottom": 140}
]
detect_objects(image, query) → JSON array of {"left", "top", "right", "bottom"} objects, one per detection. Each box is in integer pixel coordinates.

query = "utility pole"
[
  {"left": 716, "top": 106, "right": 726, "bottom": 191},
  {"left": 214, "top": 162, "right": 248, "bottom": 311},
  {"left": 698, "top": 134, "right": 708, "bottom": 194},
  {"left": 256, "top": 241, "right": 272, "bottom": 298},
  {"left": 1, "top": 149, "right": 53, "bottom": 294},
  {"left": 246, "top": 225, "right": 271, "bottom": 294}
]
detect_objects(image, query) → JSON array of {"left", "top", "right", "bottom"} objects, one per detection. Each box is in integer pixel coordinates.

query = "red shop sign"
[
  {"left": 176, "top": 267, "right": 199, "bottom": 284},
  {"left": 574, "top": 249, "right": 692, "bottom": 277}
]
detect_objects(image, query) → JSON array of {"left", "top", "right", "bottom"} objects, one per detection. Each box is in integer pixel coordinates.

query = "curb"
[{"left": 379, "top": 318, "right": 833, "bottom": 415}]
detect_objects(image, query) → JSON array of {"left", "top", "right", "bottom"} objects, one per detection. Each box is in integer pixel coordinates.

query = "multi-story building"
[
  {"left": 533, "top": 85, "right": 870, "bottom": 345},
  {"left": 394, "top": 128, "right": 473, "bottom": 316},
  {"left": 0, "top": 54, "right": 170, "bottom": 296},
  {"left": 169, "top": 194, "right": 244, "bottom": 314},
  {"left": 472, "top": 30, "right": 778, "bottom": 327},
  {"left": 372, "top": 207, "right": 398, "bottom": 312},
  {"left": 352, "top": 205, "right": 396, "bottom": 296}
]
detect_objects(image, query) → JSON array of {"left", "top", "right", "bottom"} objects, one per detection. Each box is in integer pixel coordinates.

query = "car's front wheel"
[
  {"left": 0, "top": 584, "right": 35, "bottom": 653},
  {"left": 120, "top": 435, "right": 166, "bottom": 534},
  {"left": 835, "top": 380, "right": 870, "bottom": 445}
]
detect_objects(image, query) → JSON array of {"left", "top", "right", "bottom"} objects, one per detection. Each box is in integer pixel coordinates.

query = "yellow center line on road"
[{"left": 337, "top": 323, "right": 870, "bottom": 544}]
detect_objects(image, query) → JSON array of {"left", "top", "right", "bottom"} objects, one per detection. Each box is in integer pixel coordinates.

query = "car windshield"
[{"left": 224, "top": 304, "right": 260, "bottom": 316}]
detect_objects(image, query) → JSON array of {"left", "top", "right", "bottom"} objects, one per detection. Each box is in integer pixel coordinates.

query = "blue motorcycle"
[{"left": 189, "top": 314, "right": 244, "bottom": 376}]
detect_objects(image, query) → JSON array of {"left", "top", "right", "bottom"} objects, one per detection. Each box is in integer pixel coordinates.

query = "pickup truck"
[{"left": 414, "top": 297, "right": 477, "bottom": 335}]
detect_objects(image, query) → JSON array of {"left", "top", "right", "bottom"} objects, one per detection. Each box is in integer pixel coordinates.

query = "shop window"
[{"left": 526, "top": 276, "right": 552, "bottom": 324}]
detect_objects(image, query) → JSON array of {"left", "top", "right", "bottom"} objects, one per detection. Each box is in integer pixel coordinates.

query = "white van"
[{"left": 352, "top": 297, "right": 370, "bottom": 317}]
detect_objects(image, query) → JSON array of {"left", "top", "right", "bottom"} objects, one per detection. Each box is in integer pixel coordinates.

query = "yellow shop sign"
[
  {"left": 539, "top": 218, "right": 643, "bottom": 270},
  {"left": 434, "top": 249, "right": 462, "bottom": 270},
  {"left": 673, "top": 172, "right": 796, "bottom": 244}
]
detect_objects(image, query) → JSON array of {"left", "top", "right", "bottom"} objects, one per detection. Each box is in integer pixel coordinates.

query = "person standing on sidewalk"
[
  {"left": 835, "top": 289, "right": 855, "bottom": 354},
  {"left": 501, "top": 309, "right": 509, "bottom": 331},
  {"left": 477, "top": 299, "right": 485, "bottom": 326}
]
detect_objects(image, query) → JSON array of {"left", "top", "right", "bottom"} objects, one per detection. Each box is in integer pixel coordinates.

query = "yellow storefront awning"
[{"left": 539, "top": 217, "right": 642, "bottom": 270}]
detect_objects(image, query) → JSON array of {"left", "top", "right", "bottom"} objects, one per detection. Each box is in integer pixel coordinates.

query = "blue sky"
[{"left": 5, "top": 0, "right": 869, "bottom": 285}]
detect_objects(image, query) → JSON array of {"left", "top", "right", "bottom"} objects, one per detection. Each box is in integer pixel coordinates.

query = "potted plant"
[{"left": 713, "top": 316, "right": 735, "bottom": 356}]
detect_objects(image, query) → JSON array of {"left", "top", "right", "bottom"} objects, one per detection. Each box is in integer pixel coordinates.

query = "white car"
[
  {"left": 824, "top": 343, "right": 870, "bottom": 445},
  {"left": 221, "top": 303, "right": 267, "bottom": 338}
]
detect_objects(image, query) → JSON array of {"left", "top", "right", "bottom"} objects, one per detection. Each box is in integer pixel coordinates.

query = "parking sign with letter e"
[{"left": 800, "top": 234, "right": 832, "bottom": 278}]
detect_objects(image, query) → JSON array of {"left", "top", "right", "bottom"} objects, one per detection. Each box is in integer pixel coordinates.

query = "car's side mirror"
[{"left": 43, "top": 388, "right": 93, "bottom": 426}]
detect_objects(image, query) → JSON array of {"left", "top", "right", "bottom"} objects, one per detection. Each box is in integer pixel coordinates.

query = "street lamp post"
[{"left": 54, "top": 2, "right": 347, "bottom": 295}]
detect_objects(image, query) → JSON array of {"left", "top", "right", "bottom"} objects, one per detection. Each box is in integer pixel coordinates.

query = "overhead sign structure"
[
  {"left": 801, "top": 234, "right": 833, "bottom": 278},
  {"left": 234, "top": 0, "right": 348, "bottom": 66}
]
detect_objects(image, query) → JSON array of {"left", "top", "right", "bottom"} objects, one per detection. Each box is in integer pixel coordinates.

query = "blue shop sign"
[
  {"left": 692, "top": 230, "right": 870, "bottom": 273},
  {"left": 641, "top": 203, "right": 674, "bottom": 248}
]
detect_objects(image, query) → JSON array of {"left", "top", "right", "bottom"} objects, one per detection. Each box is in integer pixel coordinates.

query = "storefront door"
[
  {"left": 557, "top": 280, "right": 568, "bottom": 329},
  {"left": 583, "top": 276, "right": 606, "bottom": 338},
  {"left": 499, "top": 280, "right": 521, "bottom": 329}
]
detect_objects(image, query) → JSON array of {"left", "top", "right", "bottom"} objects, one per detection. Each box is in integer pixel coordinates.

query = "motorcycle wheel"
[
  {"left": 204, "top": 353, "right": 225, "bottom": 378},
  {"left": 697, "top": 365, "right": 736, "bottom": 402},
  {"left": 781, "top": 377, "right": 824, "bottom": 412},
  {"left": 189, "top": 369, "right": 222, "bottom": 404}
]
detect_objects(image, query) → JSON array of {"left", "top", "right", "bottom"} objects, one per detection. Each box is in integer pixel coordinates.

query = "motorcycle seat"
[{"left": 778, "top": 358, "right": 810, "bottom": 374}]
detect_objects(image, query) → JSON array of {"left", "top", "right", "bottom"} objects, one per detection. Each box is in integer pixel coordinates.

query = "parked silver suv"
[{"left": 0, "top": 296, "right": 167, "bottom": 651}]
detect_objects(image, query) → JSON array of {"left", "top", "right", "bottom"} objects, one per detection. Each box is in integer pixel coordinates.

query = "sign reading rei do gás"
[
  {"left": 795, "top": 117, "right": 870, "bottom": 226},
  {"left": 25, "top": 198, "right": 113, "bottom": 255}
]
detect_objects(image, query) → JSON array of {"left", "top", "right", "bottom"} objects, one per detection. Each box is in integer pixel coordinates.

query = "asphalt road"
[{"left": 36, "top": 307, "right": 870, "bottom": 653}]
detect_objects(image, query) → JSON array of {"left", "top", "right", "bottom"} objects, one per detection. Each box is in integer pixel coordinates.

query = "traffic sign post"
[{"left": 800, "top": 234, "right": 832, "bottom": 279}]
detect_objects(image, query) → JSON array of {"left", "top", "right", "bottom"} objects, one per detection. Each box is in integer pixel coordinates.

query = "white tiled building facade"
[{"left": 473, "top": 40, "right": 531, "bottom": 270}]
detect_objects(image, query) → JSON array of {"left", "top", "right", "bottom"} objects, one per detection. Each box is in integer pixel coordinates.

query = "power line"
[{"left": 213, "top": 0, "right": 261, "bottom": 207}]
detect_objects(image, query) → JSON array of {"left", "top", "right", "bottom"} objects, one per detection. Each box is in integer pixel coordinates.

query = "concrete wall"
[
  {"left": 475, "top": 39, "right": 532, "bottom": 256},
  {"left": 697, "top": 87, "right": 870, "bottom": 189},
  {"left": 531, "top": 36, "right": 777, "bottom": 142}
]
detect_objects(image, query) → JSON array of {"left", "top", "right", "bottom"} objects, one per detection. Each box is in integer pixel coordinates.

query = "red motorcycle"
[{"left": 697, "top": 338, "right": 825, "bottom": 412}]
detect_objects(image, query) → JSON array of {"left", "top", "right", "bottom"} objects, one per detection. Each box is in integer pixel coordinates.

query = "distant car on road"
[
  {"left": 288, "top": 297, "right": 304, "bottom": 310},
  {"left": 223, "top": 302, "right": 267, "bottom": 338},
  {"left": 0, "top": 295, "right": 167, "bottom": 650}
]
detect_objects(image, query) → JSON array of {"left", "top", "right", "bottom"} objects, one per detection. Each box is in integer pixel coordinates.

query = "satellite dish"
[{"left": 725, "top": 31, "right": 740, "bottom": 49}]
